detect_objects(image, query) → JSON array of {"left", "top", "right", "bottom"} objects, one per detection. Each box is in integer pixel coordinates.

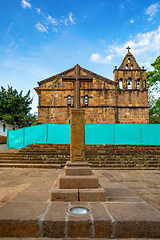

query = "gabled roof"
[
  {"left": 119, "top": 51, "right": 141, "bottom": 70},
  {"left": 37, "top": 64, "right": 116, "bottom": 86},
  {"left": 0, "top": 120, "right": 18, "bottom": 129}
]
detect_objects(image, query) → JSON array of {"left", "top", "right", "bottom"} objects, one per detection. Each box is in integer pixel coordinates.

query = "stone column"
[{"left": 70, "top": 109, "right": 85, "bottom": 162}]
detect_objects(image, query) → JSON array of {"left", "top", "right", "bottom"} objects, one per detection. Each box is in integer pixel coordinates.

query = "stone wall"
[
  {"left": 37, "top": 87, "right": 149, "bottom": 124},
  {"left": 35, "top": 60, "right": 149, "bottom": 125}
]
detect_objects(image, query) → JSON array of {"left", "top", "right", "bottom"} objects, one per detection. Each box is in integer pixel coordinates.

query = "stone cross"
[
  {"left": 126, "top": 46, "right": 131, "bottom": 53},
  {"left": 62, "top": 64, "right": 93, "bottom": 109}
]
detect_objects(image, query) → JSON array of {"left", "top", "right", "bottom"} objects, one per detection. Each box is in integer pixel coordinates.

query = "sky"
[{"left": 0, "top": 0, "right": 160, "bottom": 113}]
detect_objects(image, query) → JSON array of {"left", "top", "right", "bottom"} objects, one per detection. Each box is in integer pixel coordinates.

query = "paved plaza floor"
[
  {"left": 0, "top": 167, "right": 159, "bottom": 239},
  {"left": 0, "top": 168, "right": 159, "bottom": 210}
]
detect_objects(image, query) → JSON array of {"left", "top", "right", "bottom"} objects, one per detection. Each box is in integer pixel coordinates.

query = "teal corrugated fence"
[{"left": 7, "top": 123, "right": 160, "bottom": 149}]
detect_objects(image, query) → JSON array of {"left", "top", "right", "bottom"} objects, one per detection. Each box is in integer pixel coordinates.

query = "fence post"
[
  {"left": 7, "top": 129, "right": 9, "bottom": 148},
  {"left": 139, "top": 124, "right": 141, "bottom": 145},
  {"left": 113, "top": 123, "right": 115, "bottom": 144},
  {"left": 23, "top": 127, "right": 25, "bottom": 148},
  {"left": 46, "top": 123, "right": 48, "bottom": 143}
]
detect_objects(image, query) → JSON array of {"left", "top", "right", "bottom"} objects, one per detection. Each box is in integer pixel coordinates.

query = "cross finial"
[{"left": 126, "top": 46, "right": 131, "bottom": 53}]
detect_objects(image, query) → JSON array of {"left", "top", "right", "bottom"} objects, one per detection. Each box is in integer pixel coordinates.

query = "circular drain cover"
[{"left": 67, "top": 206, "right": 92, "bottom": 215}]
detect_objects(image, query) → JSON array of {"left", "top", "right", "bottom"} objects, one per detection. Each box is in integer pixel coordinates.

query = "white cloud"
[
  {"left": 120, "top": 4, "right": 125, "bottom": 9},
  {"left": 47, "top": 15, "right": 58, "bottom": 26},
  {"left": 90, "top": 25, "right": 160, "bottom": 68},
  {"left": 35, "top": 23, "right": 48, "bottom": 33},
  {"left": 69, "top": 12, "right": 76, "bottom": 24},
  {"left": 21, "top": 0, "right": 31, "bottom": 9},
  {"left": 90, "top": 53, "right": 101, "bottom": 62},
  {"left": 130, "top": 19, "right": 134, "bottom": 24},
  {"left": 60, "top": 17, "right": 68, "bottom": 26},
  {"left": 90, "top": 53, "right": 114, "bottom": 64},
  {"left": 52, "top": 27, "right": 58, "bottom": 33},
  {"left": 6, "top": 22, "right": 14, "bottom": 34},
  {"left": 36, "top": 8, "right": 41, "bottom": 14},
  {"left": 145, "top": 3, "right": 159, "bottom": 21}
]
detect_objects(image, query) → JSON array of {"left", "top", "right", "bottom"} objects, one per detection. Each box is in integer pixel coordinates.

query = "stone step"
[
  {"left": 1, "top": 153, "right": 160, "bottom": 159},
  {"left": 0, "top": 153, "right": 70, "bottom": 157},
  {"left": 0, "top": 157, "right": 159, "bottom": 163},
  {"left": 20, "top": 144, "right": 160, "bottom": 151},
  {"left": 0, "top": 156, "right": 70, "bottom": 160},
  {"left": 6, "top": 149, "right": 160, "bottom": 154},
  {"left": 0, "top": 160, "right": 67, "bottom": 164},
  {"left": 0, "top": 159, "right": 159, "bottom": 166},
  {"left": 0, "top": 154, "right": 159, "bottom": 159},
  {"left": 0, "top": 163, "right": 62, "bottom": 168},
  {"left": 1, "top": 144, "right": 160, "bottom": 170},
  {"left": 0, "top": 163, "right": 159, "bottom": 170},
  {"left": 85, "top": 151, "right": 160, "bottom": 155}
]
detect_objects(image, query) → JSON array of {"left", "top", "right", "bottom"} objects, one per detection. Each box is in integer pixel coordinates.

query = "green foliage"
[
  {"left": 115, "top": 85, "right": 121, "bottom": 94},
  {"left": 147, "top": 56, "right": 160, "bottom": 92},
  {"left": 146, "top": 56, "right": 160, "bottom": 124},
  {"left": 0, "top": 86, "right": 37, "bottom": 127},
  {"left": 53, "top": 75, "right": 60, "bottom": 83},
  {"left": 149, "top": 98, "right": 160, "bottom": 124}
]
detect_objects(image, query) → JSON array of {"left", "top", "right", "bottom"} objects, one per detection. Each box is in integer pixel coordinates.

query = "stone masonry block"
[
  {"left": 50, "top": 188, "right": 78, "bottom": 202},
  {"left": 65, "top": 167, "right": 91, "bottom": 176},
  {"left": 79, "top": 188, "right": 107, "bottom": 202},
  {"left": 66, "top": 161, "right": 90, "bottom": 167},
  {"left": 58, "top": 173, "right": 99, "bottom": 189}
]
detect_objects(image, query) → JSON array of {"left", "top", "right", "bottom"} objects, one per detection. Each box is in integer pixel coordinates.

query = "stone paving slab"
[
  {"left": 0, "top": 168, "right": 159, "bottom": 239},
  {"left": 0, "top": 200, "right": 159, "bottom": 238},
  {"left": 1, "top": 238, "right": 160, "bottom": 240},
  {"left": 0, "top": 185, "right": 160, "bottom": 238}
]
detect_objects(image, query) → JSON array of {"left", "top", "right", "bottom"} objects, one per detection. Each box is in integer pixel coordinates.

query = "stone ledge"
[
  {"left": 50, "top": 183, "right": 107, "bottom": 202},
  {"left": 66, "top": 161, "right": 91, "bottom": 167},
  {"left": 58, "top": 173, "right": 99, "bottom": 189},
  {"left": 50, "top": 188, "right": 78, "bottom": 202},
  {"left": 65, "top": 166, "right": 91, "bottom": 176},
  {"left": 79, "top": 188, "right": 106, "bottom": 202}
]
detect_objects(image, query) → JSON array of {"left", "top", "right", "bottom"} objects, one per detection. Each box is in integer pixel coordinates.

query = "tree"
[
  {"left": 146, "top": 56, "right": 160, "bottom": 124},
  {"left": 0, "top": 86, "right": 37, "bottom": 127}
]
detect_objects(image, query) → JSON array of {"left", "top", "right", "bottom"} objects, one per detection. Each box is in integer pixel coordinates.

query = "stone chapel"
[{"left": 34, "top": 48, "right": 149, "bottom": 124}]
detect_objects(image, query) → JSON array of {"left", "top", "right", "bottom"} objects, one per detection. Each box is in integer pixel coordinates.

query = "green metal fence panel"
[
  {"left": 24, "top": 124, "right": 47, "bottom": 147},
  {"left": 85, "top": 123, "right": 114, "bottom": 144},
  {"left": 114, "top": 124, "right": 140, "bottom": 145},
  {"left": 7, "top": 128, "right": 24, "bottom": 149},
  {"left": 141, "top": 124, "right": 160, "bottom": 145},
  {"left": 47, "top": 124, "right": 70, "bottom": 144}
]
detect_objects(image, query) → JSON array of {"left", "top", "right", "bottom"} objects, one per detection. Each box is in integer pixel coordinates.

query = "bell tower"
[
  {"left": 113, "top": 47, "right": 149, "bottom": 124},
  {"left": 114, "top": 46, "right": 147, "bottom": 91}
]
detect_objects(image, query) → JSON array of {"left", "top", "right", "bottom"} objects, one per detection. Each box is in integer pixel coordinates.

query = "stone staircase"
[{"left": 0, "top": 144, "right": 160, "bottom": 169}]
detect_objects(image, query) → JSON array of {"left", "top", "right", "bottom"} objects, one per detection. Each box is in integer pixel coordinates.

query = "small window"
[
  {"left": 127, "top": 79, "right": 132, "bottom": 89},
  {"left": 137, "top": 79, "right": 140, "bottom": 89},
  {"left": 126, "top": 65, "right": 128, "bottom": 70},
  {"left": 84, "top": 95, "right": 88, "bottom": 105},
  {"left": 67, "top": 95, "right": 71, "bottom": 106},
  {"left": 128, "top": 58, "right": 130, "bottom": 63},
  {"left": 131, "top": 65, "right": 133, "bottom": 70},
  {"left": 119, "top": 79, "right": 123, "bottom": 89},
  {"left": 3, "top": 124, "right": 6, "bottom": 132}
]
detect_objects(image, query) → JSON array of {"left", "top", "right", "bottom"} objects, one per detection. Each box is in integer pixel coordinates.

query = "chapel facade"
[{"left": 34, "top": 48, "right": 149, "bottom": 124}]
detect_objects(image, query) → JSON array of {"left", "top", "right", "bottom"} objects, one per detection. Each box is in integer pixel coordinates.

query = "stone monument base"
[{"left": 50, "top": 161, "right": 106, "bottom": 202}]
